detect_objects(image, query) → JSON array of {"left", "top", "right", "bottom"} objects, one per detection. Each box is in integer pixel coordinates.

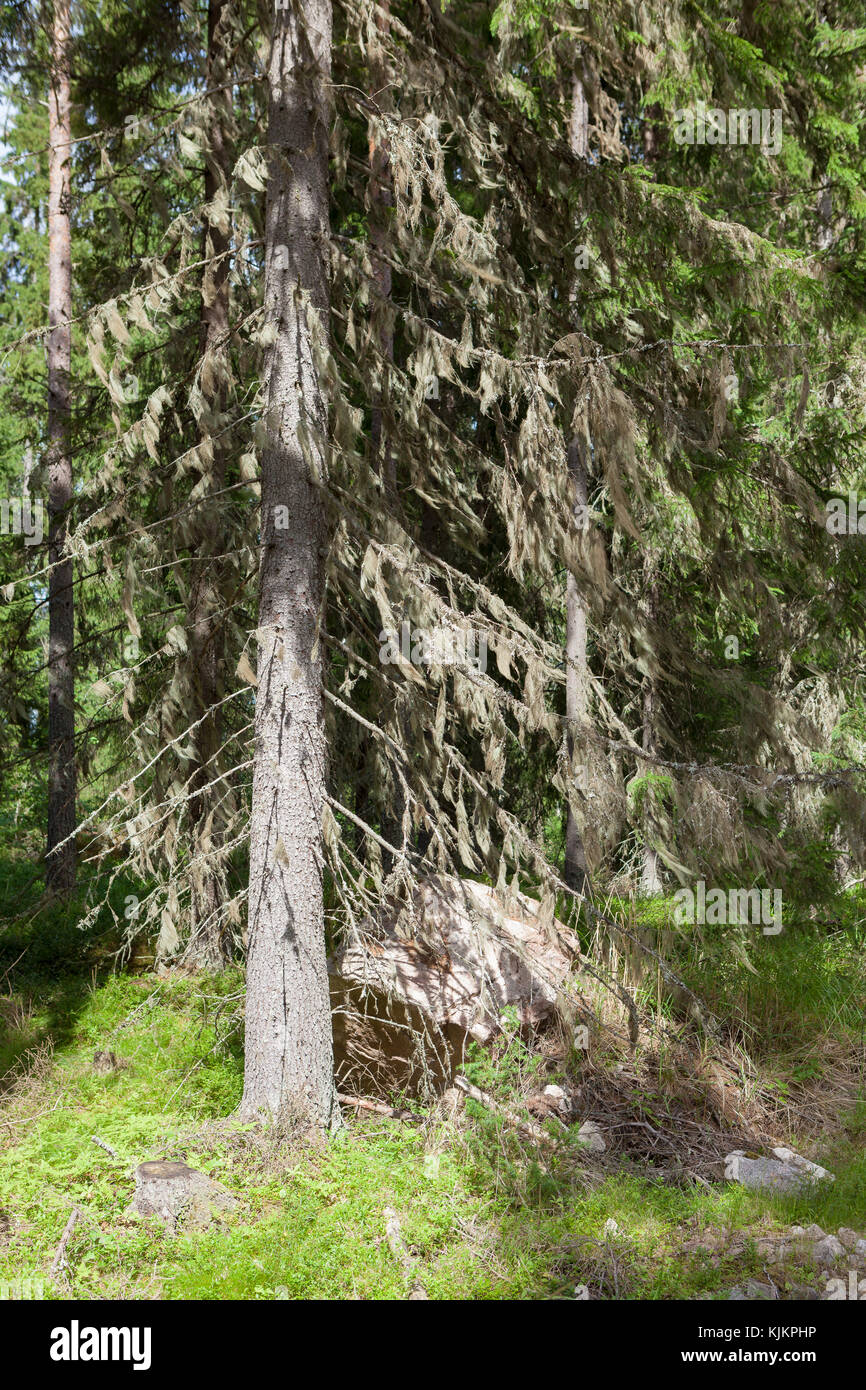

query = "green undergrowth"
[
  {"left": 1, "top": 867, "right": 865, "bottom": 1299},
  {"left": 596, "top": 889, "right": 866, "bottom": 1057}
]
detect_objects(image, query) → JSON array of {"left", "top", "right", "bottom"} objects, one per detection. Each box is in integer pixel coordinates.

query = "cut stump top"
[{"left": 136, "top": 1161, "right": 192, "bottom": 1181}]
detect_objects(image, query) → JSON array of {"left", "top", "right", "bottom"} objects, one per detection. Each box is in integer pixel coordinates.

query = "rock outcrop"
[{"left": 330, "top": 875, "right": 579, "bottom": 1095}]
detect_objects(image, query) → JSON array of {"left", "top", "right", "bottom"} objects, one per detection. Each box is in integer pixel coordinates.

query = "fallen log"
[{"left": 337, "top": 1093, "right": 423, "bottom": 1123}]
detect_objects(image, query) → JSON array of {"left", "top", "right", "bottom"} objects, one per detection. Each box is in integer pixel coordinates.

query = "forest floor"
[{"left": 1, "top": 850, "right": 865, "bottom": 1300}]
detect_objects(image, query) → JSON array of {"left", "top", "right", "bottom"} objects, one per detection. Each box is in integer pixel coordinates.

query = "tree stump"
[{"left": 130, "top": 1160, "right": 237, "bottom": 1231}]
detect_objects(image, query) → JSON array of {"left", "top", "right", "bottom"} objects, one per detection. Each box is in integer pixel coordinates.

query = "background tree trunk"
[
  {"left": 366, "top": 1, "right": 404, "bottom": 871},
  {"left": 182, "top": 0, "right": 233, "bottom": 970},
  {"left": 240, "top": 0, "right": 338, "bottom": 1130},
  {"left": 640, "top": 683, "right": 663, "bottom": 895},
  {"left": 367, "top": 0, "right": 396, "bottom": 501},
  {"left": 565, "top": 440, "right": 589, "bottom": 894},
  {"left": 640, "top": 574, "right": 663, "bottom": 896},
  {"left": 564, "top": 69, "right": 589, "bottom": 896},
  {"left": 46, "top": 0, "right": 76, "bottom": 895}
]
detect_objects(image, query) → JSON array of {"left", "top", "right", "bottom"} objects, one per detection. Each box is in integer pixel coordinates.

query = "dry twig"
[{"left": 50, "top": 1206, "right": 81, "bottom": 1280}]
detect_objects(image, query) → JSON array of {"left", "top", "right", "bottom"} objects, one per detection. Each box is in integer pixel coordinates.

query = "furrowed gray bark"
[
  {"left": 46, "top": 0, "right": 76, "bottom": 895},
  {"left": 240, "top": 0, "right": 338, "bottom": 1129}
]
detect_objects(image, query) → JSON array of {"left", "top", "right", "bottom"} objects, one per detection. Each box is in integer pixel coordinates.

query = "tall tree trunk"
[
  {"left": 240, "top": 0, "right": 338, "bottom": 1129},
  {"left": 46, "top": 0, "right": 75, "bottom": 895},
  {"left": 564, "top": 69, "right": 589, "bottom": 896},
  {"left": 182, "top": 0, "right": 233, "bottom": 970}
]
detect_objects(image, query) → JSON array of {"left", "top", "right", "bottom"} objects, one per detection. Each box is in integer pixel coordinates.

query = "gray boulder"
[
  {"left": 802, "top": 1224, "right": 827, "bottom": 1240},
  {"left": 577, "top": 1120, "right": 607, "bottom": 1154},
  {"left": 729, "top": 1280, "right": 778, "bottom": 1300},
  {"left": 725, "top": 1148, "right": 834, "bottom": 1194},
  {"left": 812, "top": 1235, "right": 845, "bottom": 1267},
  {"left": 330, "top": 875, "right": 579, "bottom": 1094}
]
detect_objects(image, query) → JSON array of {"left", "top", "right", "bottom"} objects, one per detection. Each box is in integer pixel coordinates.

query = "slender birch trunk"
[
  {"left": 240, "top": 0, "right": 338, "bottom": 1129},
  {"left": 46, "top": 0, "right": 76, "bottom": 894},
  {"left": 564, "top": 70, "right": 590, "bottom": 896}
]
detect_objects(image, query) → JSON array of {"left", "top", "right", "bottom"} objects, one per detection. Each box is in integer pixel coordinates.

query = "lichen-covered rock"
[
  {"left": 812, "top": 1235, "right": 845, "bottom": 1268},
  {"left": 577, "top": 1120, "right": 607, "bottom": 1154},
  {"left": 729, "top": 1280, "right": 778, "bottom": 1301},
  {"left": 725, "top": 1148, "right": 834, "bottom": 1194},
  {"left": 130, "top": 1161, "right": 237, "bottom": 1231},
  {"left": 756, "top": 1238, "right": 790, "bottom": 1263},
  {"left": 330, "top": 875, "right": 579, "bottom": 1094},
  {"left": 787, "top": 1283, "right": 822, "bottom": 1301},
  {"left": 802, "top": 1223, "right": 827, "bottom": 1240}
]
